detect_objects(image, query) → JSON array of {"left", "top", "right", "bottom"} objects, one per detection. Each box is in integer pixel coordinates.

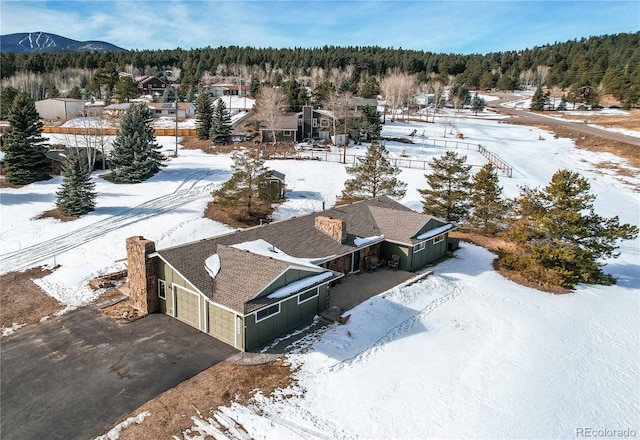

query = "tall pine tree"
[
  {"left": 529, "top": 86, "right": 547, "bottom": 111},
  {"left": 109, "top": 104, "right": 165, "bottom": 183},
  {"left": 468, "top": 163, "right": 507, "bottom": 233},
  {"left": 2, "top": 93, "right": 51, "bottom": 185},
  {"left": 419, "top": 151, "right": 471, "bottom": 223},
  {"left": 195, "top": 91, "right": 213, "bottom": 140},
  {"left": 55, "top": 151, "right": 97, "bottom": 216},
  {"left": 213, "top": 151, "right": 269, "bottom": 216},
  {"left": 359, "top": 105, "right": 382, "bottom": 141},
  {"left": 209, "top": 99, "right": 232, "bottom": 145},
  {"left": 341, "top": 141, "right": 406, "bottom": 203},
  {"left": 503, "top": 170, "right": 638, "bottom": 287}
]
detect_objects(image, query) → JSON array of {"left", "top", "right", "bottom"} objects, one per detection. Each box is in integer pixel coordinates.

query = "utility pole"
[{"left": 174, "top": 97, "right": 178, "bottom": 157}]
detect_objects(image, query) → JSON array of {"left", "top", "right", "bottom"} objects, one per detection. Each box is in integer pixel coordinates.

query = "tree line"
[
  {"left": 339, "top": 143, "right": 638, "bottom": 290},
  {"left": 2, "top": 32, "right": 638, "bottom": 107}
]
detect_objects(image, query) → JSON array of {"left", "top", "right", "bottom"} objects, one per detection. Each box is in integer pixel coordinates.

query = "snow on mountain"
[{"left": 0, "top": 32, "right": 124, "bottom": 53}]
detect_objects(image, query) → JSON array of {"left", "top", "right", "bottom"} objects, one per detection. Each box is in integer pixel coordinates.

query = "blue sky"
[{"left": 1, "top": 1, "right": 638, "bottom": 54}]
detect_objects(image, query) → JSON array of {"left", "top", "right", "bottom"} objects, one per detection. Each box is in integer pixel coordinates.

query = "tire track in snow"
[
  {"left": 328, "top": 278, "right": 464, "bottom": 372},
  {"left": 0, "top": 171, "right": 220, "bottom": 275}
]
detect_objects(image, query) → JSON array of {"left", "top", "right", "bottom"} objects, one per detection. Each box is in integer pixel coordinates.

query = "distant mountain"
[{"left": 0, "top": 32, "right": 124, "bottom": 53}]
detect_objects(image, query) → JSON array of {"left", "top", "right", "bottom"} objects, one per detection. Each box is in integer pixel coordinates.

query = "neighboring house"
[
  {"left": 259, "top": 113, "right": 299, "bottom": 143},
  {"left": 35, "top": 98, "right": 84, "bottom": 120},
  {"left": 136, "top": 75, "right": 168, "bottom": 95},
  {"left": 208, "top": 84, "right": 250, "bottom": 97},
  {"left": 259, "top": 106, "right": 337, "bottom": 144},
  {"left": 125, "top": 196, "right": 454, "bottom": 351},
  {"left": 103, "top": 103, "right": 132, "bottom": 116},
  {"left": 298, "top": 106, "right": 336, "bottom": 142},
  {"left": 146, "top": 102, "right": 196, "bottom": 119}
]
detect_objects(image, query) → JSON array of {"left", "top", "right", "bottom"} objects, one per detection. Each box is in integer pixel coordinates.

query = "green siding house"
[{"left": 126, "top": 196, "right": 454, "bottom": 351}]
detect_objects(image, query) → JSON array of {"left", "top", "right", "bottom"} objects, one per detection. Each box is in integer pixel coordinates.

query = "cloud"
[{"left": 1, "top": 0, "right": 638, "bottom": 53}]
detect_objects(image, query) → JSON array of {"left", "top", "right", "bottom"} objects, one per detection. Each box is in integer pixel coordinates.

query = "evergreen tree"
[
  {"left": 209, "top": 99, "right": 232, "bottom": 145},
  {"left": 114, "top": 76, "right": 139, "bottom": 103},
  {"left": 109, "top": 104, "right": 166, "bottom": 183},
  {"left": 249, "top": 75, "right": 261, "bottom": 97},
  {"left": 161, "top": 85, "right": 177, "bottom": 103},
  {"left": 341, "top": 141, "right": 406, "bottom": 203},
  {"left": 558, "top": 96, "right": 568, "bottom": 111},
  {"left": 195, "top": 92, "right": 213, "bottom": 140},
  {"left": 419, "top": 151, "right": 471, "bottom": 223},
  {"left": 359, "top": 76, "right": 381, "bottom": 99},
  {"left": 0, "top": 86, "right": 20, "bottom": 118},
  {"left": 359, "top": 105, "right": 382, "bottom": 141},
  {"left": 213, "top": 151, "right": 269, "bottom": 216},
  {"left": 470, "top": 93, "right": 486, "bottom": 115},
  {"left": 2, "top": 93, "right": 51, "bottom": 185},
  {"left": 55, "top": 151, "right": 97, "bottom": 216},
  {"left": 504, "top": 170, "right": 638, "bottom": 287},
  {"left": 468, "top": 163, "right": 507, "bottom": 233},
  {"left": 66, "top": 86, "right": 83, "bottom": 100},
  {"left": 530, "top": 86, "right": 546, "bottom": 111}
]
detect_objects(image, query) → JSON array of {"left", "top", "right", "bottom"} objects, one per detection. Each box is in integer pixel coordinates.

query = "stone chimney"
[
  {"left": 126, "top": 236, "right": 157, "bottom": 315},
  {"left": 315, "top": 216, "right": 347, "bottom": 243}
]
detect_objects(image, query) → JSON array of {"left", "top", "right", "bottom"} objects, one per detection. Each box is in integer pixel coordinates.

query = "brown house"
[{"left": 136, "top": 75, "right": 168, "bottom": 95}]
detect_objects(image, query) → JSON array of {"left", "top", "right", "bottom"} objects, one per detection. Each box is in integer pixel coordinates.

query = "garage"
[
  {"left": 208, "top": 303, "right": 236, "bottom": 347},
  {"left": 174, "top": 285, "right": 200, "bottom": 329}
]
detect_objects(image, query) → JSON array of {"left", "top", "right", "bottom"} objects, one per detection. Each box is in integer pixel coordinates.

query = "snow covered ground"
[{"left": 1, "top": 105, "right": 639, "bottom": 438}]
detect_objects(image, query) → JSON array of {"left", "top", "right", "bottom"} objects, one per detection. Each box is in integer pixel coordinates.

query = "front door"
[{"left": 351, "top": 250, "right": 361, "bottom": 273}]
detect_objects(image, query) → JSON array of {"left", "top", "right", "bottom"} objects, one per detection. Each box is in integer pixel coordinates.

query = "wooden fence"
[{"left": 40, "top": 126, "right": 197, "bottom": 137}]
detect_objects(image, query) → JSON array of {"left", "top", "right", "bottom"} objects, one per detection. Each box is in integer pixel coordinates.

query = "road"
[{"left": 487, "top": 95, "right": 640, "bottom": 147}]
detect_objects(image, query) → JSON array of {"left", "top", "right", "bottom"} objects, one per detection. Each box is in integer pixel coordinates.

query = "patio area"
[{"left": 324, "top": 268, "right": 416, "bottom": 321}]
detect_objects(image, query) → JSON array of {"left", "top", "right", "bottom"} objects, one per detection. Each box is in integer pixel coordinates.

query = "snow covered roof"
[{"left": 415, "top": 224, "right": 455, "bottom": 240}]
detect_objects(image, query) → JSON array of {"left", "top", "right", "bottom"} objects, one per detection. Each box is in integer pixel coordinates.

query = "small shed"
[
  {"left": 35, "top": 98, "right": 84, "bottom": 120},
  {"left": 260, "top": 170, "right": 285, "bottom": 201}
]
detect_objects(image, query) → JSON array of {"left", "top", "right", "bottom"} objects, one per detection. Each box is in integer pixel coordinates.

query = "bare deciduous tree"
[
  {"left": 380, "top": 70, "right": 416, "bottom": 122},
  {"left": 255, "top": 86, "right": 288, "bottom": 145}
]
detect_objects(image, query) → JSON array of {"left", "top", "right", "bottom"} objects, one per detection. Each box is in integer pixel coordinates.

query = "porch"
[{"left": 324, "top": 268, "right": 415, "bottom": 321}]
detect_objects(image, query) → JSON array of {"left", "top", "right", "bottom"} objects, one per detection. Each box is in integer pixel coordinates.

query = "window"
[
  {"left": 413, "top": 242, "right": 426, "bottom": 253},
  {"left": 298, "top": 119, "right": 303, "bottom": 126},
  {"left": 320, "top": 119, "right": 330, "bottom": 127},
  {"left": 433, "top": 234, "right": 445, "bottom": 244},
  {"left": 256, "top": 304, "right": 280, "bottom": 322},
  {"left": 283, "top": 130, "right": 292, "bottom": 136},
  {"left": 158, "top": 279, "right": 166, "bottom": 300},
  {"left": 298, "top": 288, "right": 319, "bottom": 304},
  {"left": 312, "top": 118, "right": 318, "bottom": 127}
]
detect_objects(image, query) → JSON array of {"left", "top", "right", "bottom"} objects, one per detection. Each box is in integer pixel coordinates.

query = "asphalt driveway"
[{"left": 1, "top": 306, "right": 238, "bottom": 440}]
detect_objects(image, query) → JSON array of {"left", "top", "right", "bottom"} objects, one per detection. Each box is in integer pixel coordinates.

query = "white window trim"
[
  {"left": 413, "top": 242, "right": 426, "bottom": 253},
  {"left": 158, "top": 279, "right": 166, "bottom": 300},
  {"left": 312, "top": 118, "right": 318, "bottom": 127},
  {"left": 297, "top": 287, "right": 319, "bottom": 304},
  {"left": 433, "top": 234, "right": 445, "bottom": 244},
  {"left": 255, "top": 303, "right": 281, "bottom": 323},
  {"left": 283, "top": 130, "right": 292, "bottom": 136}
]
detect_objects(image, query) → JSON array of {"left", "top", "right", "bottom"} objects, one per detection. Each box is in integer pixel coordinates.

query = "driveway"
[{"left": 1, "top": 306, "right": 238, "bottom": 440}]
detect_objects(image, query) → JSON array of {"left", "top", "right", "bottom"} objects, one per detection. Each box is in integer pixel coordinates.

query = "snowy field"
[{"left": 1, "top": 106, "right": 639, "bottom": 439}]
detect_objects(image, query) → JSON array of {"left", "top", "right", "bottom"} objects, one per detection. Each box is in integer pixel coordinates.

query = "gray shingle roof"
[
  {"left": 368, "top": 205, "right": 437, "bottom": 244},
  {"left": 157, "top": 196, "right": 448, "bottom": 314}
]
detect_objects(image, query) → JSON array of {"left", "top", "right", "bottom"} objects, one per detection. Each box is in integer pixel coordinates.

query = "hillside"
[{"left": 0, "top": 31, "right": 124, "bottom": 53}]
